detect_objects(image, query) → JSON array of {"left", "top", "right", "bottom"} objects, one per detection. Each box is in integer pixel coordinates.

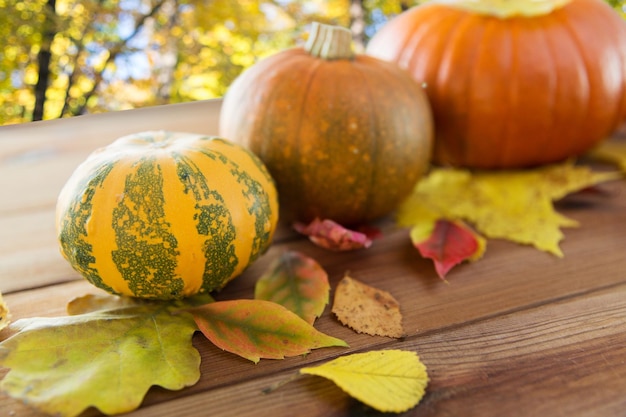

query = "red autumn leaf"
[
  {"left": 355, "top": 224, "right": 384, "bottom": 240},
  {"left": 293, "top": 218, "right": 373, "bottom": 251},
  {"left": 187, "top": 299, "right": 348, "bottom": 363},
  {"left": 570, "top": 184, "right": 615, "bottom": 197},
  {"left": 412, "top": 220, "right": 484, "bottom": 279},
  {"left": 254, "top": 251, "right": 329, "bottom": 325}
]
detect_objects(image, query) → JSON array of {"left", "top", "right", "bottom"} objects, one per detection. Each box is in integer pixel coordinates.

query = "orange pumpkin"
[
  {"left": 220, "top": 23, "right": 433, "bottom": 225},
  {"left": 366, "top": 0, "right": 626, "bottom": 169}
]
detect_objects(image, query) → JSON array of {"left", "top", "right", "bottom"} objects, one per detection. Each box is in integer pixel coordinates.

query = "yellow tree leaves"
[
  {"left": 3, "top": 0, "right": 398, "bottom": 125},
  {"left": 301, "top": 350, "right": 428, "bottom": 413},
  {"left": 397, "top": 162, "right": 620, "bottom": 276}
]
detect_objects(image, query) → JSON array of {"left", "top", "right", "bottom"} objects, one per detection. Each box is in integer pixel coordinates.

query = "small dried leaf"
[
  {"left": 255, "top": 251, "right": 330, "bottom": 325},
  {"left": 188, "top": 299, "right": 348, "bottom": 363},
  {"left": 411, "top": 220, "right": 486, "bottom": 279},
  {"left": 300, "top": 350, "right": 428, "bottom": 413},
  {"left": 332, "top": 276, "right": 404, "bottom": 338},
  {"left": 294, "top": 218, "right": 373, "bottom": 251}
]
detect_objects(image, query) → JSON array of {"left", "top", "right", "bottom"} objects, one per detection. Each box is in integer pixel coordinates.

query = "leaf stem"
[{"left": 261, "top": 371, "right": 302, "bottom": 394}]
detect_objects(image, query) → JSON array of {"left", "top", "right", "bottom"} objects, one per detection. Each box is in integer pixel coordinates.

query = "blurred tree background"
[{"left": 0, "top": 0, "right": 623, "bottom": 126}]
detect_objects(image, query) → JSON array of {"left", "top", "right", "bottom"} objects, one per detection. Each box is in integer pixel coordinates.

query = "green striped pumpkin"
[{"left": 56, "top": 131, "right": 279, "bottom": 300}]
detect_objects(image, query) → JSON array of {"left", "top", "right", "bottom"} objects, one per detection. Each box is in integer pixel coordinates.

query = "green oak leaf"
[
  {"left": 254, "top": 251, "right": 330, "bottom": 325},
  {"left": 0, "top": 293, "right": 212, "bottom": 417}
]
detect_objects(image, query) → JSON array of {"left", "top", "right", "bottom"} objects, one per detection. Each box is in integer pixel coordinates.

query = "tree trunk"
[{"left": 33, "top": 0, "right": 57, "bottom": 121}]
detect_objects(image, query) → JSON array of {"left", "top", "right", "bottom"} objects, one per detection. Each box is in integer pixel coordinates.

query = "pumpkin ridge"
[
  {"left": 402, "top": 4, "right": 453, "bottom": 70},
  {"left": 111, "top": 157, "right": 184, "bottom": 300},
  {"left": 162, "top": 152, "right": 206, "bottom": 296},
  {"left": 254, "top": 52, "right": 310, "bottom": 159},
  {"left": 499, "top": 21, "right": 522, "bottom": 166},
  {"left": 287, "top": 56, "right": 325, "bottom": 220},
  {"left": 173, "top": 153, "right": 239, "bottom": 293},
  {"left": 556, "top": 4, "right": 596, "bottom": 152},
  {"left": 246, "top": 52, "right": 305, "bottom": 171},
  {"left": 211, "top": 137, "right": 276, "bottom": 186},
  {"left": 573, "top": 0, "right": 626, "bottom": 133},
  {"left": 349, "top": 60, "right": 383, "bottom": 222},
  {"left": 610, "top": 13, "right": 626, "bottom": 126},
  {"left": 228, "top": 164, "right": 274, "bottom": 263},
  {"left": 543, "top": 17, "right": 590, "bottom": 154},
  {"left": 193, "top": 146, "right": 275, "bottom": 265},
  {"left": 534, "top": 17, "right": 562, "bottom": 165},
  {"left": 58, "top": 163, "right": 117, "bottom": 296},
  {"left": 437, "top": 11, "right": 481, "bottom": 164},
  {"left": 465, "top": 18, "right": 507, "bottom": 165}
]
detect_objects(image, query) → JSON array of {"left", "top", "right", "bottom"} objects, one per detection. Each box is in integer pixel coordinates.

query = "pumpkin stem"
[{"left": 305, "top": 22, "right": 354, "bottom": 60}]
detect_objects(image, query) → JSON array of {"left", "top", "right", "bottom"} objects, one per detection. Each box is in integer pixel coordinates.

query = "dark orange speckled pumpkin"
[{"left": 220, "top": 23, "right": 433, "bottom": 225}]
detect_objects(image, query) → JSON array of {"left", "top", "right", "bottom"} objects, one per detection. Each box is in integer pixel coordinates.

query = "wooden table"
[{"left": 1, "top": 99, "right": 625, "bottom": 417}]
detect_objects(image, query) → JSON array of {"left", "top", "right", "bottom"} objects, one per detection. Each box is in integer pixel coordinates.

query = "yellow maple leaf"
[
  {"left": 397, "top": 161, "right": 620, "bottom": 257},
  {"left": 300, "top": 350, "right": 428, "bottom": 413},
  {"left": 588, "top": 140, "right": 626, "bottom": 173}
]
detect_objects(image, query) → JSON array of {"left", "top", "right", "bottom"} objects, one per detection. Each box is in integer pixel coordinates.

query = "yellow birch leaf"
[
  {"left": 397, "top": 161, "right": 620, "bottom": 257},
  {"left": 300, "top": 350, "right": 428, "bottom": 413}
]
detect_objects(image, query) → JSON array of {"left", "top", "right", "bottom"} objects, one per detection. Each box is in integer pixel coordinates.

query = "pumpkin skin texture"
[
  {"left": 366, "top": 0, "right": 626, "bottom": 169},
  {"left": 219, "top": 23, "right": 433, "bottom": 226},
  {"left": 55, "top": 131, "right": 279, "bottom": 300}
]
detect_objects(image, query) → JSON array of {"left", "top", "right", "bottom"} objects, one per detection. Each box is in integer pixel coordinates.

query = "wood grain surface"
[{"left": 0, "top": 100, "right": 625, "bottom": 417}]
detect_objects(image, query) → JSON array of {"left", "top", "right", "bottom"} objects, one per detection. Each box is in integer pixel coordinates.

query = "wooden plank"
[
  {"left": 124, "top": 282, "right": 626, "bottom": 417},
  {"left": 3, "top": 283, "right": 619, "bottom": 417},
  {"left": 0, "top": 100, "right": 222, "bottom": 155}
]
